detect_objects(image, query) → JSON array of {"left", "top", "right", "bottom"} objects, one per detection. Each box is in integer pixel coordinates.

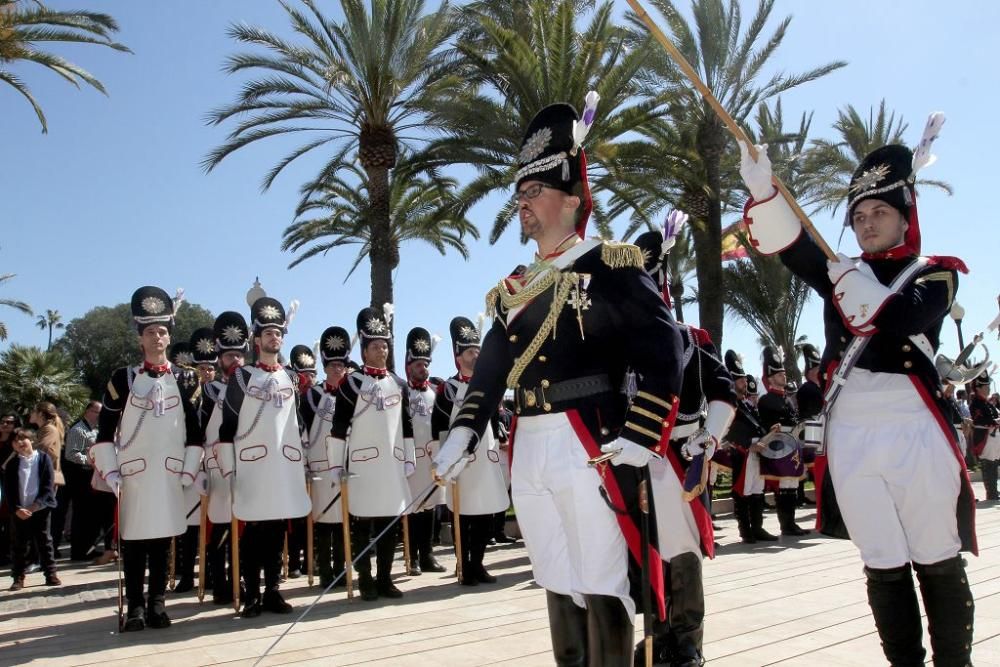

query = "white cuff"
[
  {"left": 90, "top": 441, "right": 119, "bottom": 480},
  {"left": 743, "top": 190, "right": 802, "bottom": 255},
  {"left": 181, "top": 445, "right": 204, "bottom": 483},
  {"left": 704, "top": 401, "right": 736, "bottom": 444},
  {"left": 326, "top": 436, "right": 347, "bottom": 471},
  {"left": 403, "top": 437, "right": 416, "bottom": 466},
  {"left": 214, "top": 442, "right": 236, "bottom": 478},
  {"left": 833, "top": 269, "right": 893, "bottom": 335}
]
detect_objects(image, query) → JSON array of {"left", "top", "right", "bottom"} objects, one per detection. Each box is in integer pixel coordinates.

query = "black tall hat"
[
  {"left": 846, "top": 143, "right": 925, "bottom": 255},
  {"left": 169, "top": 342, "right": 194, "bottom": 367},
  {"left": 797, "top": 343, "right": 822, "bottom": 373},
  {"left": 405, "top": 327, "right": 435, "bottom": 364},
  {"left": 761, "top": 345, "right": 785, "bottom": 378},
  {"left": 214, "top": 311, "right": 250, "bottom": 352},
  {"left": 515, "top": 95, "right": 598, "bottom": 238},
  {"left": 634, "top": 230, "right": 665, "bottom": 275},
  {"left": 449, "top": 316, "right": 482, "bottom": 356},
  {"left": 356, "top": 306, "right": 391, "bottom": 349},
  {"left": 973, "top": 370, "right": 992, "bottom": 389},
  {"left": 189, "top": 327, "right": 218, "bottom": 365},
  {"left": 319, "top": 326, "right": 351, "bottom": 364},
  {"left": 130, "top": 286, "right": 176, "bottom": 333},
  {"left": 725, "top": 350, "right": 747, "bottom": 378},
  {"left": 289, "top": 344, "right": 316, "bottom": 373},
  {"left": 746, "top": 375, "right": 759, "bottom": 395},
  {"left": 250, "top": 297, "right": 287, "bottom": 335}
]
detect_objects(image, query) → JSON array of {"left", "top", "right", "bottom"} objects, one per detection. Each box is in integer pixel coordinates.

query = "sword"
[
  {"left": 452, "top": 480, "right": 463, "bottom": 583},
  {"left": 252, "top": 481, "right": 442, "bottom": 667},
  {"left": 230, "top": 515, "right": 240, "bottom": 613},
  {"left": 116, "top": 484, "right": 124, "bottom": 633}
]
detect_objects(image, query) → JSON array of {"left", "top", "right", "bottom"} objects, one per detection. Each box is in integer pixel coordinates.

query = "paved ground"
[{"left": 2, "top": 501, "right": 998, "bottom": 667}]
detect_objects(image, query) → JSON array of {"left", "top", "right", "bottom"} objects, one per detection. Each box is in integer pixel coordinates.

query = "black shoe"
[
  {"left": 781, "top": 524, "right": 810, "bottom": 536},
  {"left": 493, "top": 534, "right": 518, "bottom": 544},
  {"left": 147, "top": 609, "right": 171, "bottom": 629},
  {"left": 212, "top": 590, "right": 234, "bottom": 605},
  {"left": 8, "top": 578, "right": 24, "bottom": 592},
  {"left": 377, "top": 580, "right": 403, "bottom": 598},
  {"left": 741, "top": 535, "right": 758, "bottom": 545},
  {"left": 319, "top": 574, "right": 334, "bottom": 589},
  {"left": 460, "top": 569, "right": 480, "bottom": 587},
  {"left": 45, "top": 574, "right": 61, "bottom": 586},
  {"left": 752, "top": 528, "right": 778, "bottom": 542},
  {"left": 262, "top": 590, "right": 293, "bottom": 614},
  {"left": 358, "top": 572, "right": 379, "bottom": 601},
  {"left": 173, "top": 577, "right": 194, "bottom": 594},
  {"left": 474, "top": 567, "right": 497, "bottom": 584},
  {"left": 487, "top": 537, "right": 497, "bottom": 546},
  {"left": 419, "top": 555, "right": 447, "bottom": 573},
  {"left": 122, "top": 607, "right": 145, "bottom": 632},
  {"left": 241, "top": 598, "right": 262, "bottom": 618},
  {"left": 408, "top": 560, "right": 422, "bottom": 576},
  {"left": 287, "top": 569, "right": 302, "bottom": 579}
]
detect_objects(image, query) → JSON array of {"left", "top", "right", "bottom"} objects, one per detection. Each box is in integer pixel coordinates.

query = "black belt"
[{"left": 516, "top": 374, "right": 613, "bottom": 415}]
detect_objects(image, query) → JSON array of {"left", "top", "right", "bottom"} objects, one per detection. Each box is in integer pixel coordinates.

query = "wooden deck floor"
[{"left": 2, "top": 502, "right": 998, "bottom": 666}]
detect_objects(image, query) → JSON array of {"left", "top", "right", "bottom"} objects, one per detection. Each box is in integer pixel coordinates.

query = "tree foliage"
[{"left": 0, "top": 344, "right": 89, "bottom": 417}]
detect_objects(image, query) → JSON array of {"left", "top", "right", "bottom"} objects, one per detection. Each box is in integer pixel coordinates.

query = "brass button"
[
  {"left": 543, "top": 403, "right": 552, "bottom": 412},
  {"left": 524, "top": 393, "right": 536, "bottom": 407},
  {"left": 509, "top": 335, "right": 518, "bottom": 343},
  {"left": 902, "top": 344, "right": 912, "bottom": 352},
  {"left": 838, "top": 351, "right": 844, "bottom": 358},
  {"left": 538, "top": 355, "right": 547, "bottom": 362},
  {"left": 515, "top": 407, "right": 521, "bottom": 414},
  {"left": 840, "top": 336, "right": 847, "bottom": 343},
  {"left": 966, "top": 625, "right": 972, "bottom": 630},
  {"left": 541, "top": 379, "right": 550, "bottom": 388},
  {"left": 904, "top": 361, "right": 913, "bottom": 369},
  {"left": 960, "top": 578, "right": 967, "bottom": 584},
  {"left": 966, "top": 600, "right": 972, "bottom": 607},
  {"left": 600, "top": 427, "right": 610, "bottom": 436}
]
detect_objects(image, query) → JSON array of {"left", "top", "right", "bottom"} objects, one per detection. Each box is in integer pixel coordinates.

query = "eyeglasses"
[
  {"left": 510, "top": 182, "right": 558, "bottom": 205},
  {"left": 0, "top": 420, "right": 14, "bottom": 426}
]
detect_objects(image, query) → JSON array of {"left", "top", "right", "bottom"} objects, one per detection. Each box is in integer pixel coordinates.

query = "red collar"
[
  {"left": 224, "top": 364, "right": 242, "bottom": 379},
  {"left": 456, "top": 373, "right": 472, "bottom": 383},
  {"left": 767, "top": 387, "right": 786, "bottom": 397},
  {"left": 323, "top": 380, "right": 340, "bottom": 393},
  {"left": 256, "top": 361, "right": 283, "bottom": 373},
  {"left": 533, "top": 233, "right": 579, "bottom": 263},
  {"left": 142, "top": 360, "right": 170, "bottom": 375},
  {"left": 861, "top": 244, "right": 915, "bottom": 261},
  {"left": 409, "top": 380, "right": 430, "bottom": 390},
  {"left": 364, "top": 366, "right": 387, "bottom": 378}
]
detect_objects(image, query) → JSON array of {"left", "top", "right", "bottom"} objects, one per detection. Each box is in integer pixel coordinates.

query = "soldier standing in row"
[
  {"left": 432, "top": 317, "right": 510, "bottom": 586},
  {"left": 971, "top": 371, "right": 1000, "bottom": 500},
  {"left": 286, "top": 343, "right": 317, "bottom": 579},
  {"left": 91, "top": 286, "right": 204, "bottom": 631},
  {"left": 216, "top": 297, "right": 311, "bottom": 617}
]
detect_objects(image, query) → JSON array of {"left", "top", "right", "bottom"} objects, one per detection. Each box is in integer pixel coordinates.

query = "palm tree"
[
  {"left": 625, "top": 0, "right": 845, "bottom": 346},
  {"left": 804, "top": 100, "right": 953, "bottom": 216},
  {"left": 281, "top": 154, "right": 478, "bottom": 277},
  {"left": 722, "top": 242, "right": 811, "bottom": 384},
  {"left": 0, "top": 0, "right": 130, "bottom": 133},
  {"left": 204, "top": 0, "right": 460, "bottom": 313},
  {"left": 0, "top": 272, "right": 32, "bottom": 341},
  {"left": 664, "top": 225, "right": 697, "bottom": 323},
  {"left": 35, "top": 308, "right": 63, "bottom": 350},
  {"left": 0, "top": 344, "right": 88, "bottom": 415},
  {"left": 419, "top": 0, "right": 665, "bottom": 241}
]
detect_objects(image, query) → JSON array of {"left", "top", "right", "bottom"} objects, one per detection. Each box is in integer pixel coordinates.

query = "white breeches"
[
  {"left": 829, "top": 370, "right": 962, "bottom": 569},
  {"left": 511, "top": 413, "right": 633, "bottom": 618},
  {"left": 649, "top": 456, "right": 701, "bottom": 560}
]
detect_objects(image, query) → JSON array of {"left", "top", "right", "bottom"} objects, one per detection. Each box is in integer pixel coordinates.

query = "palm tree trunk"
[
  {"left": 694, "top": 120, "right": 726, "bottom": 346},
  {"left": 47, "top": 324, "right": 53, "bottom": 351},
  {"left": 669, "top": 284, "right": 685, "bottom": 324},
  {"left": 366, "top": 164, "right": 397, "bottom": 370}
]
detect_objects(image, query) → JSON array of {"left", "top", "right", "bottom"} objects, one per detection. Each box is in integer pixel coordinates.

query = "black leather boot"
[
  {"left": 585, "top": 594, "right": 633, "bottom": 667},
  {"left": 546, "top": 591, "right": 587, "bottom": 666},
  {"left": 777, "top": 489, "right": 809, "bottom": 536},
  {"left": 749, "top": 494, "right": 778, "bottom": 541},
  {"left": 914, "top": 556, "right": 975, "bottom": 667},
  {"left": 669, "top": 552, "right": 705, "bottom": 667},
  {"left": 732, "top": 494, "right": 755, "bottom": 543},
  {"left": 982, "top": 460, "right": 998, "bottom": 500},
  {"left": 865, "top": 564, "right": 926, "bottom": 666},
  {"left": 633, "top": 616, "right": 672, "bottom": 667}
]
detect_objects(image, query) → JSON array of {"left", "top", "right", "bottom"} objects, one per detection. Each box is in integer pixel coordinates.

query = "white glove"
[
  {"left": 194, "top": 470, "right": 209, "bottom": 496},
  {"left": 404, "top": 461, "right": 416, "bottom": 477},
  {"left": 600, "top": 438, "right": 660, "bottom": 467},
  {"left": 433, "top": 426, "right": 474, "bottom": 482},
  {"left": 105, "top": 471, "right": 122, "bottom": 498},
  {"left": 827, "top": 253, "right": 857, "bottom": 284},
  {"left": 680, "top": 428, "right": 718, "bottom": 461},
  {"left": 738, "top": 141, "right": 775, "bottom": 201}
]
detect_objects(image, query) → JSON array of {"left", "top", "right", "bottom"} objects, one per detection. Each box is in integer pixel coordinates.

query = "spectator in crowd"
[
  {"left": 0, "top": 412, "right": 20, "bottom": 566},
  {"left": 64, "top": 401, "right": 102, "bottom": 561},
  {"left": 957, "top": 389, "right": 972, "bottom": 419},
  {"left": 28, "top": 402, "right": 66, "bottom": 555},
  {"left": 4, "top": 427, "right": 61, "bottom": 590}
]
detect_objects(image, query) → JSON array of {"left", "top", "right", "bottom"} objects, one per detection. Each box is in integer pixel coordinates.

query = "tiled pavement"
[{"left": 2, "top": 502, "right": 998, "bottom": 666}]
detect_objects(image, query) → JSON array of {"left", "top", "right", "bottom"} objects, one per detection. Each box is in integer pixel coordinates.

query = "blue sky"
[{"left": 1, "top": 0, "right": 998, "bottom": 386}]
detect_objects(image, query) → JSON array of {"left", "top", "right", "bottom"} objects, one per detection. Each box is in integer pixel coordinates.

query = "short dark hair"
[{"left": 12, "top": 427, "right": 36, "bottom": 445}]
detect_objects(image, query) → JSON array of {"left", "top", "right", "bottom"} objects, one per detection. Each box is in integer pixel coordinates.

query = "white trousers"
[
  {"left": 649, "top": 456, "right": 701, "bottom": 560},
  {"left": 511, "top": 413, "right": 634, "bottom": 618},
  {"left": 828, "top": 370, "right": 961, "bottom": 569}
]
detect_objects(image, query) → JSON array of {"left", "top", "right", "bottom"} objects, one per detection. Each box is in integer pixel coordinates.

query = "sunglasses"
[{"left": 0, "top": 420, "right": 15, "bottom": 426}]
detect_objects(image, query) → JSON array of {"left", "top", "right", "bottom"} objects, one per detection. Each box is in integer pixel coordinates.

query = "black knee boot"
[
  {"left": 415, "top": 510, "right": 445, "bottom": 572},
  {"left": 733, "top": 494, "right": 754, "bottom": 543},
  {"left": 914, "top": 556, "right": 975, "bottom": 667},
  {"left": 547, "top": 591, "right": 588, "bottom": 666},
  {"left": 669, "top": 552, "right": 705, "bottom": 667},
  {"left": 982, "top": 460, "right": 998, "bottom": 500},
  {"left": 585, "top": 594, "right": 633, "bottom": 667},
  {"left": 634, "top": 561, "right": 672, "bottom": 667},
  {"left": 375, "top": 518, "right": 402, "bottom": 598},
  {"left": 777, "top": 489, "right": 809, "bottom": 536},
  {"left": 315, "top": 524, "right": 334, "bottom": 586},
  {"left": 749, "top": 494, "right": 778, "bottom": 541},
  {"left": 865, "top": 564, "right": 926, "bottom": 666}
]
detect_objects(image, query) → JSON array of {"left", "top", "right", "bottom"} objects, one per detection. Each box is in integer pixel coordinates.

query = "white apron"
[
  {"left": 117, "top": 369, "right": 187, "bottom": 541},
  {"left": 444, "top": 379, "right": 509, "bottom": 516},
  {"left": 230, "top": 367, "right": 311, "bottom": 521},
  {"left": 203, "top": 381, "right": 231, "bottom": 524},
  {"left": 344, "top": 374, "right": 413, "bottom": 518},
  {"left": 306, "top": 388, "right": 342, "bottom": 524},
  {"left": 407, "top": 384, "right": 444, "bottom": 509}
]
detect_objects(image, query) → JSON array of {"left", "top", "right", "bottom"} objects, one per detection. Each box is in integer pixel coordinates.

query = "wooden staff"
[
  {"left": 307, "top": 480, "right": 315, "bottom": 587},
  {"left": 402, "top": 514, "right": 413, "bottom": 575},
  {"left": 168, "top": 538, "right": 176, "bottom": 591},
  {"left": 282, "top": 533, "right": 289, "bottom": 580},
  {"left": 230, "top": 516, "right": 240, "bottom": 613},
  {"left": 197, "top": 501, "right": 208, "bottom": 602},
  {"left": 340, "top": 473, "right": 354, "bottom": 599},
  {"left": 116, "top": 484, "right": 124, "bottom": 633},
  {"left": 452, "top": 481, "right": 463, "bottom": 583},
  {"left": 625, "top": 0, "right": 836, "bottom": 261}
]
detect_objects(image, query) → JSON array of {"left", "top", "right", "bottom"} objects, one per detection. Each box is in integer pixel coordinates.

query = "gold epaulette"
[
  {"left": 485, "top": 286, "right": 500, "bottom": 319},
  {"left": 601, "top": 241, "right": 644, "bottom": 269}
]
